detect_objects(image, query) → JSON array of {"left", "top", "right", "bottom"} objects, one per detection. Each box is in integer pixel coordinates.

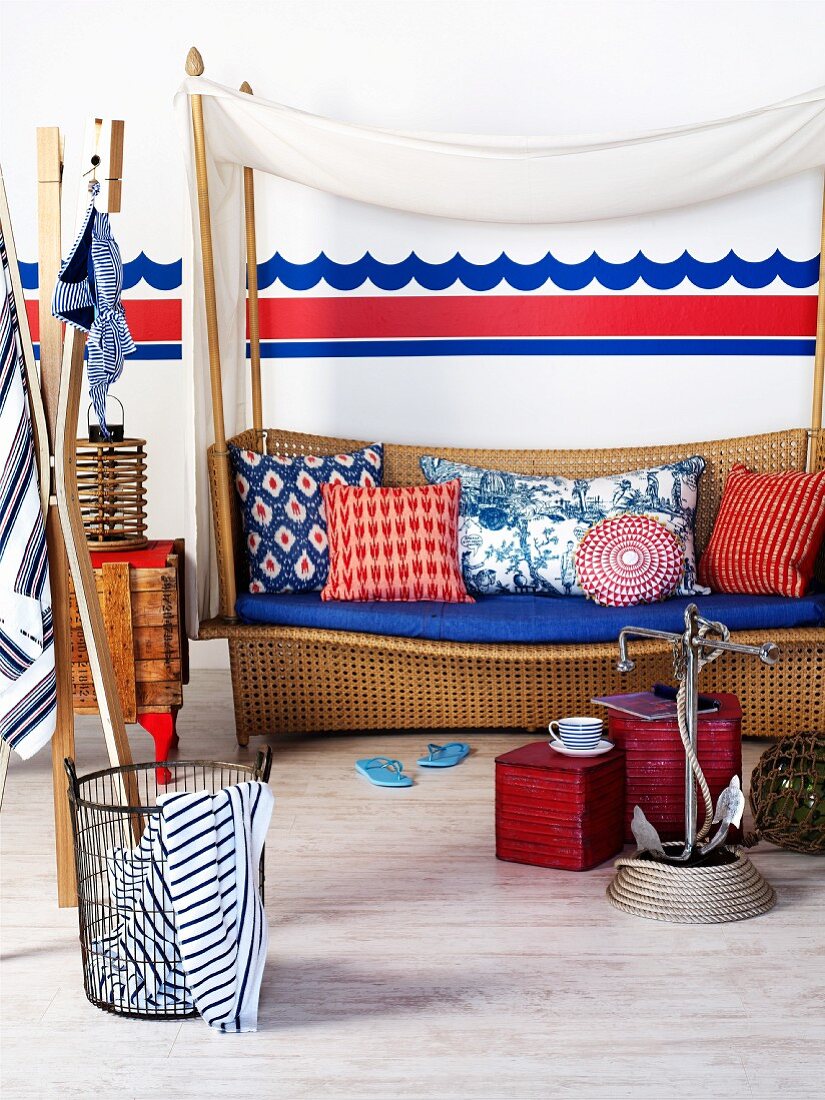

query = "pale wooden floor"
[{"left": 1, "top": 671, "right": 823, "bottom": 1100}]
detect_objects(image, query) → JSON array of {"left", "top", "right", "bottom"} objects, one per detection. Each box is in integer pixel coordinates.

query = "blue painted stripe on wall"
[
  {"left": 32, "top": 343, "right": 183, "bottom": 361},
  {"left": 255, "top": 337, "right": 816, "bottom": 357},
  {"left": 20, "top": 251, "right": 820, "bottom": 293},
  {"left": 32, "top": 337, "right": 815, "bottom": 361}
]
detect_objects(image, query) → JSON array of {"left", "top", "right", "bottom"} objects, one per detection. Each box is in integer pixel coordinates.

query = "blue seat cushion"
[{"left": 235, "top": 589, "right": 825, "bottom": 645}]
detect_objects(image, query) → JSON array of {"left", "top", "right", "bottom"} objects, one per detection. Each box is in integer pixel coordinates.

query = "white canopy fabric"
[{"left": 174, "top": 75, "right": 825, "bottom": 627}]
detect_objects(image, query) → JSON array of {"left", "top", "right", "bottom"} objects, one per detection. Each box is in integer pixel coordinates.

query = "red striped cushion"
[
  {"left": 321, "top": 480, "right": 473, "bottom": 603},
  {"left": 699, "top": 465, "right": 825, "bottom": 597}
]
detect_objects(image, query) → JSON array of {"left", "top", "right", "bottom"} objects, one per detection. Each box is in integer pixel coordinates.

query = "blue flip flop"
[
  {"left": 355, "top": 756, "right": 413, "bottom": 787},
  {"left": 417, "top": 742, "right": 471, "bottom": 768}
]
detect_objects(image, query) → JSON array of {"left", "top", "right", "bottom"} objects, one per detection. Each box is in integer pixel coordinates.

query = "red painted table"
[
  {"left": 69, "top": 539, "right": 189, "bottom": 765},
  {"left": 495, "top": 741, "right": 626, "bottom": 871}
]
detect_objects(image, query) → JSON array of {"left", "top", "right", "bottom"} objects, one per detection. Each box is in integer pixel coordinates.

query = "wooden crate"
[{"left": 69, "top": 540, "right": 189, "bottom": 742}]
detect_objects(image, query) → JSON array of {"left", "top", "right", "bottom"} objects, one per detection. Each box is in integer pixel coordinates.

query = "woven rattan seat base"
[{"left": 198, "top": 619, "right": 824, "bottom": 745}]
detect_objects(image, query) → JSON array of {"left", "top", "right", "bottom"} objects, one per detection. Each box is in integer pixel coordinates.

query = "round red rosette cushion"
[{"left": 575, "top": 515, "right": 684, "bottom": 608}]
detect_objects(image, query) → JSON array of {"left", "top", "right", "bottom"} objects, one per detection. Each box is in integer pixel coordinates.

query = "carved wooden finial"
[
  {"left": 185, "top": 47, "right": 204, "bottom": 76},
  {"left": 239, "top": 81, "right": 253, "bottom": 95}
]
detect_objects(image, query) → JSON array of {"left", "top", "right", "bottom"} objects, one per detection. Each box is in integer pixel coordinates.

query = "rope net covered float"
[{"left": 746, "top": 732, "right": 825, "bottom": 854}]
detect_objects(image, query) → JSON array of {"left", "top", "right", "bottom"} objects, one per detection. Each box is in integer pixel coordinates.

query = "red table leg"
[{"left": 137, "top": 712, "right": 176, "bottom": 784}]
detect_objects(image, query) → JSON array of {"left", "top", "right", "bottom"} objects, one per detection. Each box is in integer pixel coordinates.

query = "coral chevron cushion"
[
  {"left": 229, "top": 443, "right": 384, "bottom": 594},
  {"left": 698, "top": 464, "right": 825, "bottom": 597},
  {"left": 575, "top": 514, "right": 684, "bottom": 607},
  {"left": 321, "top": 480, "right": 474, "bottom": 603}
]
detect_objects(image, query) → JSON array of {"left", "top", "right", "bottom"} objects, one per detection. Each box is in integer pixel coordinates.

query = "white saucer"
[{"left": 548, "top": 738, "right": 614, "bottom": 757}]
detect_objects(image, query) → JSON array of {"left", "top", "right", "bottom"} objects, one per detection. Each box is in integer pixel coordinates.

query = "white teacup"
[{"left": 549, "top": 716, "right": 603, "bottom": 751}]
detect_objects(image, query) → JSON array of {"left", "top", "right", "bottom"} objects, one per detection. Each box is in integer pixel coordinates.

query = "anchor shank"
[{"left": 683, "top": 635, "right": 700, "bottom": 855}]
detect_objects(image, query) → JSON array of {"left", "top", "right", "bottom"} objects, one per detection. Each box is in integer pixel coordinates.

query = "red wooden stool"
[
  {"left": 607, "top": 693, "right": 742, "bottom": 842},
  {"left": 495, "top": 741, "right": 625, "bottom": 871}
]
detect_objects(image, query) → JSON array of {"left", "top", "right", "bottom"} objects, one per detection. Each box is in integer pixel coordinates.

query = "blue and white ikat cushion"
[
  {"left": 420, "top": 455, "right": 707, "bottom": 598},
  {"left": 230, "top": 443, "right": 384, "bottom": 593}
]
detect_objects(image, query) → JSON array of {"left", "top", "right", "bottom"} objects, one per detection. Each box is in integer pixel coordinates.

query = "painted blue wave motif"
[
  {"left": 121, "top": 254, "right": 181, "bottom": 291},
  {"left": 17, "top": 261, "right": 38, "bottom": 290},
  {"left": 19, "top": 254, "right": 182, "bottom": 292},
  {"left": 20, "top": 250, "right": 818, "bottom": 293},
  {"left": 256, "top": 250, "right": 820, "bottom": 291}
]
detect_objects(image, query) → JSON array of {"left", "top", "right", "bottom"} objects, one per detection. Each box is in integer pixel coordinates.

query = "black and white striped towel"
[
  {"left": 0, "top": 230, "right": 55, "bottom": 759},
  {"left": 162, "top": 780, "right": 273, "bottom": 1031},
  {"left": 92, "top": 780, "right": 274, "bottom": 1031}
]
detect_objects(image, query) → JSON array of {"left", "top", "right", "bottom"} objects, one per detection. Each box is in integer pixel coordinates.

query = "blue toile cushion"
[
  {"left": 230, "top": 443, "right": 384, "bottom": 593},
  {"left": 420, "top": 455, "right": 707, "bottom": 597}
]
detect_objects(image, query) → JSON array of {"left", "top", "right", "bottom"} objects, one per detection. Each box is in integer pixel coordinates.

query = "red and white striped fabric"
[
  {"left": 321, "top": 480, "right": 473, "bottom": 603},
  {"left": 699, "top": 464, "right": 825, "bottom": 597}
]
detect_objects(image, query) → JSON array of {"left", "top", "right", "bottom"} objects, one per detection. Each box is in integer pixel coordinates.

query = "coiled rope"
[
  {"left": 608, "top": 620, "right": 776, "bottom": 924},
  {"left": 607, "top": 844, "right": 776, "bottom": 923},
  {"left": 675, "top": 618, "right": 727, "bottom": 841}
]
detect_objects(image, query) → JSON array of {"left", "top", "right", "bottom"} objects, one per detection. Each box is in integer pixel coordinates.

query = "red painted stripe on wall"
[
  {"left": 26, "top": 295, "right": 816, "bottom": 344},
  {"left": 25, "top": 299, "right": 181, "bottom": 342},
  {"left": 255, "top": 295, "right": 816, "bottom": 338}
]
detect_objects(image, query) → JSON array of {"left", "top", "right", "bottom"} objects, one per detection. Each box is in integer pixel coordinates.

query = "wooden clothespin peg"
[{"left": 76, "top": 117, "right": 124, "bottom": 219}]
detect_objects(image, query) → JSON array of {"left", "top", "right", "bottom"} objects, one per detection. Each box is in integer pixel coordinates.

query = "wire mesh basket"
[{"left": 64, "top": 750, "right": 272, "bottom": 1020}]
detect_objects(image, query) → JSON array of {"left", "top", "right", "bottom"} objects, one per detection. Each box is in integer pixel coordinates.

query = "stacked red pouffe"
[
  {"left": 607, "top": 693, "right": 743, "bottom": 842},
  {"left": 495, "top": 742, "right": 626, "bottom": 871}
]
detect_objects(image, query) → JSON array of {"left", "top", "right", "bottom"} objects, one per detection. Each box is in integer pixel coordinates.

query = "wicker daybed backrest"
[{"left": 209, "top": 427, "right": 811, "bottom": 611}]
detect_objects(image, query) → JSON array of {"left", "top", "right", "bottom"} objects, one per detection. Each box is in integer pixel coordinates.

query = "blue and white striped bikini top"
[{"left": 51, "top": 182, "right": 135, "bottom": 438}]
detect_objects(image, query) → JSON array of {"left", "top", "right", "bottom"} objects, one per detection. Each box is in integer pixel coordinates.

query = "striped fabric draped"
[
  {"left": 0, "top": 231, "right": 56, "bottom": 759},
  {"left": 51, "top": 183, "right": 135, "bottom": 438},
  {"left": 91, "top": 780, "right": 274, "bottom": 1031}
]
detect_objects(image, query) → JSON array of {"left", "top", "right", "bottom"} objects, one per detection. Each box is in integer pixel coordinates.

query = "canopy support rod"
[
  {"left": 811, "top": 172, "right": 825, "bottom": 472},
  {"left": 240, "top": 81, "right": 264, "bottom": 443},
  {"left": 186, "top": 47, "right": 237, "bottom": 620}
]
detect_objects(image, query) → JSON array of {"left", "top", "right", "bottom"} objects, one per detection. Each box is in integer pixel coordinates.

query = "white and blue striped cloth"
[
  {"left": 91, "top": 780, "right": 274, "bottom": 1031},
  {"left": 51, "top": 182, "right": 135, "bottom": 438},
  {"left": 0, "top": 230, "right": 56, "bottom": 759}
]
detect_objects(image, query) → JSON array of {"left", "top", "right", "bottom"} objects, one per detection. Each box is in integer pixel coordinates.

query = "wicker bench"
[{"left": 201, "top": 426, "right": 825, "bottom": 745}]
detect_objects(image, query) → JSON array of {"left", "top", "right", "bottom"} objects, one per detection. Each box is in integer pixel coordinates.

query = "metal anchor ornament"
[
  {"left": 630, "top": 777, "right": 746, "bottom": 864},
  {"left": 617, "top": 604, "right": 779, "bottom": 864}
]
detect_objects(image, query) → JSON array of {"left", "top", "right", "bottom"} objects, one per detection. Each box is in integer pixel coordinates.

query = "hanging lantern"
[{"left": 76, "top": 397, "right": 147, "bottom": 550}]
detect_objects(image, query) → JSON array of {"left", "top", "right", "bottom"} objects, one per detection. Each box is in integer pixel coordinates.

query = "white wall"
[{"left": 2, "top": 0, "right": 824, "bottom": 667}]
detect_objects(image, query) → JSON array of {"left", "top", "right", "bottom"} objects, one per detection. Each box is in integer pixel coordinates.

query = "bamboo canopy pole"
[
  {"left": 811, "top": 172, "right": 825, "bottom": 472},
  {"left": 240, "top": 81, "right": 264, "bottom": 442},
  {"left": 186, "top": 46, "right": 237, "bottom": 620}
]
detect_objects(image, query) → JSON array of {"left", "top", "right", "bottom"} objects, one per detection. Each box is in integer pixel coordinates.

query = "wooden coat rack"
[{"left": 0, "top": 121, "right": 135, "bottom": 906}]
